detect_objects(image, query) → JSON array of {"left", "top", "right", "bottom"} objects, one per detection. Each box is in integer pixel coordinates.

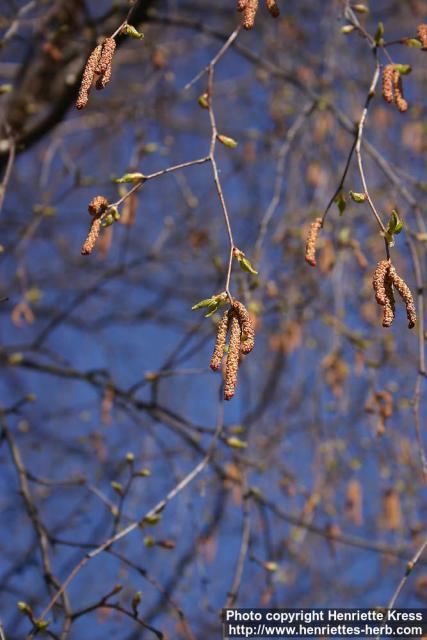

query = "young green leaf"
[
  {"left": 121, "top": 25, "right": 144, "bottom": 39},
  {"left": 388, "top": 209, "right": 403, "bottom": 235},
  {"left": 335, "top": 192, "right": 346, "bottom": 216},
  {"left": 240, "top": 257, "right": 257, "bottom": 275},
  {"left": 115, "top": 173, "right": 146, "bottom": 184},
  {"left": 191, "top": 297, "right": 216, "bottom": 311},
  {"left": 394, "top": 64, "right": 412, "bottom": 75},
  {"left": 404, "top": 38, "right": 422, "bottom": 49},
  {"left": 349, "top": 191, "right": 367, "bottom": 203},
  {"left": 204, "top": 301, "right": 220, "bottom": 317}
]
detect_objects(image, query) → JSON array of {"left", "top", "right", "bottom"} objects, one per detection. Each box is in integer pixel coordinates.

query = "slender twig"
[
  {"left": 207, "top": 65, "right": 235, "bottom": 301},
  {"left": 34, "top": 402, "right": 224, "bottom": 626},
  {"left": 184, "top": 25, "right": 241, "bottom": 91},
  {"left": 382, "top": 536, "right": 427, "bottom": 626}
]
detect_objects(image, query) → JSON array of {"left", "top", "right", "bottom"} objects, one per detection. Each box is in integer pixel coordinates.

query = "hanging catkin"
[
  {"left": 232, "top": 300, "right": 255, "bottom": 354},
  {"left": 305, "top": 218, "right": 323, "bottom": 267},
  {"left": 382, "top": 65, "right": 394, "bottom": 104},
  {"left": 372, "top": 260, "right": 390, "bottom": 306},
  {"left": 81, "top": 218, "right": 102, "bottom": 255},
  {"left": 382, "top": 271, "right": 395, "bottom": 328},
  {"left": 210, "top": 310, "right": 231, "bottom": 371},
  {"left": 392, "top": 69, "right": 408, "bottom": 113},
  {"left": 388, "top": 264, "right": 416, "bottom": 328},
  {"left": 96, "top": 38, "right": 116, "bottom": 75},
  {"left": 243, "top": 0, "right": 259, "bottom": 29},
  {"left": 224, "top": 313, "right": 241, "bottom": 401},
  {"left": 76, "top": 45, "right": 102, "bottom": 109}
]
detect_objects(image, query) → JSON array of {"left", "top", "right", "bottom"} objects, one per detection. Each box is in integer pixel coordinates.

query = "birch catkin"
[
  {"left": 382, "top": 65, "right": 394, "bottom": 104},
  {"left": 81, "top": 218, "right": 102, "bottom": 255},
  {"left": 392, "top": 69, "right": 408, "bottom": 113},
  {"left": 224, "top": 313, "right": 241, "bottom": 401},
  {"left": 305, "top": 217, "right": 322, "bottom": 267},
  {"left": 243, "top": 0, "right": 259, "bottom": 29},
  {"left": 372, "top": 260, "right": 390, "bottom": 306},
  {"left": 232, "top": 300, "right": 255, "bottom": 355},
  {"left": 76, "top": 45, "right": 102, "bottom": 110},
  {"left": 210, "top": 310, "right": 231, "bottom": 371},
  {"left": 81, "top": 196, "right": 109, "bottom": 255},
  {"left": 382, "top": 272, "right": 395, "bottom": 328},
  {"left": 96, "top": 38, "right": 116, "bottom": 76},
  {"left": 388, "top": 265, "right": 416, "bottom": 328}
]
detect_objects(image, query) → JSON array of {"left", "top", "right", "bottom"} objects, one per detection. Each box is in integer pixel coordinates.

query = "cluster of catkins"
[
  {"left": 304, "top": 220, "right": 416, "bottom": 330},
  {"left": 81, "top": 195, "right": 109, "bottom": 255},
  {"left": 372, "top": 260, "right": 416, "bottom": 329},
  {"left": 210, "top": 300, "right": 255, "bottom": 400},
  {"left": 237, "top": 0, "right": 280, "bottom": 30},
  {"left": 76, "top": 37, "right": 117, "bottom": 109},
  {"left": 382, "top": 65, "right": 408, "bottom": 113}
]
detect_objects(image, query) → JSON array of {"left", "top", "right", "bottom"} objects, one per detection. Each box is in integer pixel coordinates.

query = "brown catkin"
[
  {"left": 210, "top": 310, "right": 231, "bottom": 371},
  {"left": 305, "top": 217, "right": 322, "bottom": 267},
  {"left": 243, "top": 0, "right": 259, "bottom": 29},
  {"left": 76, "top": 44, "right": 102, "bottom": 110},
  {"left": 382, "top": 271, "right": 395, "bottom": 328},
  {"left": 88, "top": 195, "right": 109, "bottom": 216},
  {"left": 417, "top": 24, "right": 427, "bottom": 50},
  {"left": 382, "top": 64, "right": 394, "bottom": 104},
  {"left": 224, "top": 313, "right": 241, "bottom": 401},
  {"left": 388, "top": 264, "right": 417, "bottom": 328},
  {"left": 372, "top": 260, "right": 390, "bottom": 306},
  {"left": 232, "top": 300, "right": 255, "bottom": 355},
  {"left": 81, "top": 217, "right": 102, "bottom": 255},
  {"left": 96, "top": 37, "right": 116, "bottom": 76},
  {"left": 265, "top": 0, "right": 280, "bottom": 18},
  {"left": 393, "top": 69, "right": 408, "bottom": 113},
  {"left": 237, "top": 0, "right": 248, "bottom": 10}
]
